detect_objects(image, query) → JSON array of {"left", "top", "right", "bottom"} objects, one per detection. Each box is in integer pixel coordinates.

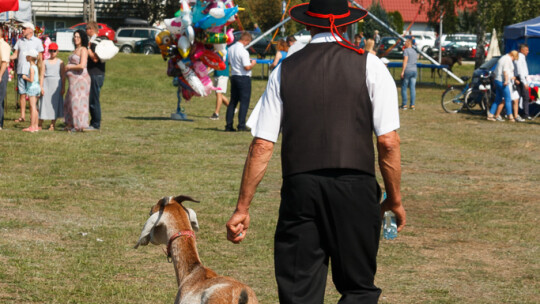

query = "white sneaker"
[{"left": 515, "top": 115, "right": 525, "bottom": 122}]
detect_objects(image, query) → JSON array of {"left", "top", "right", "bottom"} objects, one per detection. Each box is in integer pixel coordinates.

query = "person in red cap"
[
  {"left": 226, "top": 0, "right": 406, "bottom": 303},
  {"left": 38, "top": 42, "right": 65, "bottom": 131}
]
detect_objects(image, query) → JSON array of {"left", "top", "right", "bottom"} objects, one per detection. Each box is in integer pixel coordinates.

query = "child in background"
[
  {"left": 22, "top": 49, "right": 41, "bottom": 132},
  {"left": 39, "top": 43, "right": 64, "bottom": 130}
]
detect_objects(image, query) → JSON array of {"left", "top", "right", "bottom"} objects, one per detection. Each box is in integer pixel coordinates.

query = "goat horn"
[{"left": 173, "top": 195, "right": 200, "bottom": 204}]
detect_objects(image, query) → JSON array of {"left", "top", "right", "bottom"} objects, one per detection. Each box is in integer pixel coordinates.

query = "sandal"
[
  {"left": 487, "top": 114, "right": 496, "bottom": 121},
  {"left": 14, "top": 117, "right": 25, "bottom": 122}
]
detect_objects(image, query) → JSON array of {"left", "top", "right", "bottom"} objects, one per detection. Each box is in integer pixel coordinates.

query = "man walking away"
[
  {"left": 226, "top": 0, "right": 406, "bottom": 303},
  {"left": 515, "top": 44, "right": 531, "bottom": 120},
  {"left": 225, "top": 32, "right": 256, "bottom": 132},
  {"left": 86, "top": 22, "right": 105, "bottom": 131}
]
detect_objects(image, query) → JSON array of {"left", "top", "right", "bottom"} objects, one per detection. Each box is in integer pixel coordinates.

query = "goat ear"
[
  {"left": 134, "top": 212, "right": 162, "bottom": 249},
  {"left": 186, "top": 208, "right": 199, "bottom": 232},
  {"left": 173, "top": 195, "right": 200, "bottom": 204}
]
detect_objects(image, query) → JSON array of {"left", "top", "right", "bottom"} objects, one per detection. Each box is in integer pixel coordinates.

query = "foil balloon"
[
  {"left": 164, "top": 18, "right": 184, "bottom": 35},
  {"left": 177, "top": 61, "right": 206, "bottom": 96},
  {"left": 195, "top": 6, "right": 238, "bottom": 29},
  {"left": 199, "top": 31, "right": 230, "bottom": 44},
  {"left": 192, "top": 61, "right": 219, "bottom": 96},
  {"left": 213, "top": 43, "right": 227, "bottom": 60},
  {"left": 156, "top": 30, "right": 174, "bottom": 59},
  {"left": 174, "top": 76, "right": 198, "bottom": 100},
  {"left": 200, "top": 50, "right": 226, "bottom": 70},
  {"left": 225, "top": 28, "right": 234, "bottom": 45},
  {"left": 178, "top": 35, "right": 192, "bottom": 58}
]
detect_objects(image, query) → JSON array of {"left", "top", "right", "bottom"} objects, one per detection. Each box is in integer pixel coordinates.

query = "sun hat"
[
  {"left": 21, "top": 22, "right": 34, "bottom": 30},
  {"left": 48, "top": 43, "right": 59, "bottom": 50},
  {"left": 24, "top": 49, "right": 38, "bottom": 59},
  {"left": 289, "top": 0, "right": 368, "bottom": 54},
  {"left": 289, "top": 0, "right": 368, "bottom": 29}
]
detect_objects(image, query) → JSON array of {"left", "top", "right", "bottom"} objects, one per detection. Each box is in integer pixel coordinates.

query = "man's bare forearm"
[
  {"left": 377, "top": 131, "right": 401, "bottom": 204},
  {"left": 236, "top": 137, "right": 274, "bottom": 212}
]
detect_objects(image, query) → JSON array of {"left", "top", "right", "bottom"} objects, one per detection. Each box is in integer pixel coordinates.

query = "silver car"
[{"left": 115, "top": 27, "right": 162, "bottom": 53}]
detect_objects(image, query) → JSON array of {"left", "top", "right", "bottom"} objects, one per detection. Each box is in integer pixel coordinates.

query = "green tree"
[
  {"left": 234, "top": 0, "right": 305, "bottom": 36},
  {"left": 416, "top": 0, "right": 540, "bottom": 67},
  {"left": 363, "top": 1, "right": 395, "bottom": 39},
  {"left": 389, "top": 11, "right": 404, "bottom": 34}
]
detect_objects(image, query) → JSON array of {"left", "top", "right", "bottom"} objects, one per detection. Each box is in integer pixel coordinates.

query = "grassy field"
[{"left": 0, "top": 53, "right": 538, "bottom": 304}]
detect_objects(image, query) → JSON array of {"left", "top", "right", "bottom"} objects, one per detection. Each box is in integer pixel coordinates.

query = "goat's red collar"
[{"left": 166, "top": 230, "right": 195, "bottom": 262}]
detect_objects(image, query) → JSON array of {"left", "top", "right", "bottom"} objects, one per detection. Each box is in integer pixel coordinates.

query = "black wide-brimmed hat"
[{"left": 290, "top": 0, "right": 368, "bottom": 29}]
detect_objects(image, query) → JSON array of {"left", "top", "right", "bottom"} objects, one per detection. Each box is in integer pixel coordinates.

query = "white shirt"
[
  {"left": 515, "top": 52, "right": 529, "bottom": 86},
  {"left": 247, "top": 32, "right": 400, "bottom": 143},
  {"left": 14, "top": 35, "right": 44, "bottom": 75},
  {"left": 287, "top": 41, "right": 307, "bottom": 56},
  {"left": 494, "top": 54, "right": 514, "bottom": 83},
  {"left": 228, "top": 41, "right": 252, "bottom": 77}
]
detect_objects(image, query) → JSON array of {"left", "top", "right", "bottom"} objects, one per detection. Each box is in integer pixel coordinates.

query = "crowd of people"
[
  {"left": 0, "top": 21, "right": 105, "bottom": 132},
  {"left": 487, "top": 44, "right": 533, "bottom": 122}
]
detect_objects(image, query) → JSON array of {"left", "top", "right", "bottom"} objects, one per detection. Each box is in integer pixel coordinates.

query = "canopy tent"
[{"left": 504, "top": 15, "right": 540, "bottom": 74}]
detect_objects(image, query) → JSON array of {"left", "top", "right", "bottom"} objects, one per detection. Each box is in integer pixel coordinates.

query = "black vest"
[{"left": 280, "top": 42, "right": 374, "bottom": 177}]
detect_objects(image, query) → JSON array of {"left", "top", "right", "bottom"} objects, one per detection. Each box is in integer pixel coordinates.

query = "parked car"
[
  {"left": 293, "top": 29, "right": 311, "bottom": 44},
  {"left": 233, "top": 31, "right": 275, "bottom": 58},
  {"left": 115, "top": 27, "right": 162, "bottom": 54},
  {"left": 377, "top": 37, "right": 404, "bottom": 59},
  {"left": 70, "top": 22, "right": 115, "bottom": 41},
  {"left": 404, "top": 34, "right": 435, "bottom": 53},
  {"left": 134, "top": 38, "right": 159, "bottom": 55}
]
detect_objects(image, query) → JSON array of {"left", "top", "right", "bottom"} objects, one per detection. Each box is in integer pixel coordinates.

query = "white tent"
[{"left": 486, "top": 28, "right": 501, "bottom": 60}]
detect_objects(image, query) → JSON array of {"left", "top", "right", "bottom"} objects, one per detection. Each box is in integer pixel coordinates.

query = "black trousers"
[
  {"left": 517, "top": 81, "right": 530, "bottom": 117},
  {"left": 275, "top": 169, "right": 382, "bottom": 304},
  {"left": 226, "top": 75, "right": 251, "bottom": 129},
  {"left": 89, "top": 73, "right": 104, "bottom": 129}
]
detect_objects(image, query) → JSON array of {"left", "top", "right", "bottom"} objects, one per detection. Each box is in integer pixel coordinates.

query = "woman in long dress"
[
  {"left": 64, "top": 29, "right": 91, "bottom": 132},
  {"left": 39, "top": 42, "right": 65, "bottom": 131}
]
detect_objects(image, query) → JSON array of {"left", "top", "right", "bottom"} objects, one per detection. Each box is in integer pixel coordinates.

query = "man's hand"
[
  {"left": 225, "top": 137, "right": 274, "bottom": 244},
  {"left": 381, "top": 197, "right": 406, "bottom": 232},
  {"left": 226, "top": 209, "right": 250, "bottom": 243}
]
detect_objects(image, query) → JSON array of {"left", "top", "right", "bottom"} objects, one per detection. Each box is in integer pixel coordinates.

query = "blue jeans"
[
  {"left": 401, "top": 70, "right": 417, "bottom": 107},
  {"left": 227, "top": 75, "right": 251, "bottom": 129},
  {"left": 490, "top": 80, "right": 513, "bottom": 116},
  {"left": 89, "top": 74, "right": 105, "bottom": 129}
]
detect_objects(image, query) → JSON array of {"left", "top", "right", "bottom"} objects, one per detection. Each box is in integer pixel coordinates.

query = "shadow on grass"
[{"left": 124, "top": 116, "right": 193, "bottom": 122}]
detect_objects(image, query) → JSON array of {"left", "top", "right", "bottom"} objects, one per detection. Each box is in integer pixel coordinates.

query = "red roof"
[
  {"left": 351, "top": 0, "right": 476, "bottom": 23},
  {"left": 352, "top": 0, "right": 430, "bottom": 23}
]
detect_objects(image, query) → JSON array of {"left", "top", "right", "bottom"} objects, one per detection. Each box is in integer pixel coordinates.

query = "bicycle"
[
  {"left": 464, "top": 74, "right": 494, "bottom": 115},
  {"left": 441, "top": 76, "right": 470, "bottom": 113}
]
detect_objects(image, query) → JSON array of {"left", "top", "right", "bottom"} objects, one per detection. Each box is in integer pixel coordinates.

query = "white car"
[{"left": 404, "top": 34, "right": 436, "bottom": 52}]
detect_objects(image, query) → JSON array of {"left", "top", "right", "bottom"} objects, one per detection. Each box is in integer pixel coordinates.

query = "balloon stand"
[{"left": 171, "top": 86, "right": 190, "bottom": 121}]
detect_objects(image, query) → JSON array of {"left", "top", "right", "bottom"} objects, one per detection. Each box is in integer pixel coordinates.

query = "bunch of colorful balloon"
[{"left": 156, "top": 0, "right": 238, "bottom": 101}]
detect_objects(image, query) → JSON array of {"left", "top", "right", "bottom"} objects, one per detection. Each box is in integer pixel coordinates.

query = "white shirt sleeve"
[
  {"left": 366, "top": 53, "right": 400, "bottom": 136},
  {"left": 241, "top": 48, "right": 252, "bottom": 68},
  {"left": 247, "top": 65, "right": 283, "bottom": 143}
]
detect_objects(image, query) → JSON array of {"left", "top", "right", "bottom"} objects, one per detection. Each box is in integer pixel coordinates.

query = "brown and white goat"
[{"left": 135, "top": 195, "right": 258, "bottom": 304}]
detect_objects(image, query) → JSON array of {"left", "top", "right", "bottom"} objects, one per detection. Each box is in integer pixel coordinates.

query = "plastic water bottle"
[{"left": 382, "top": 192, "right": 398, "bottom": 240}]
